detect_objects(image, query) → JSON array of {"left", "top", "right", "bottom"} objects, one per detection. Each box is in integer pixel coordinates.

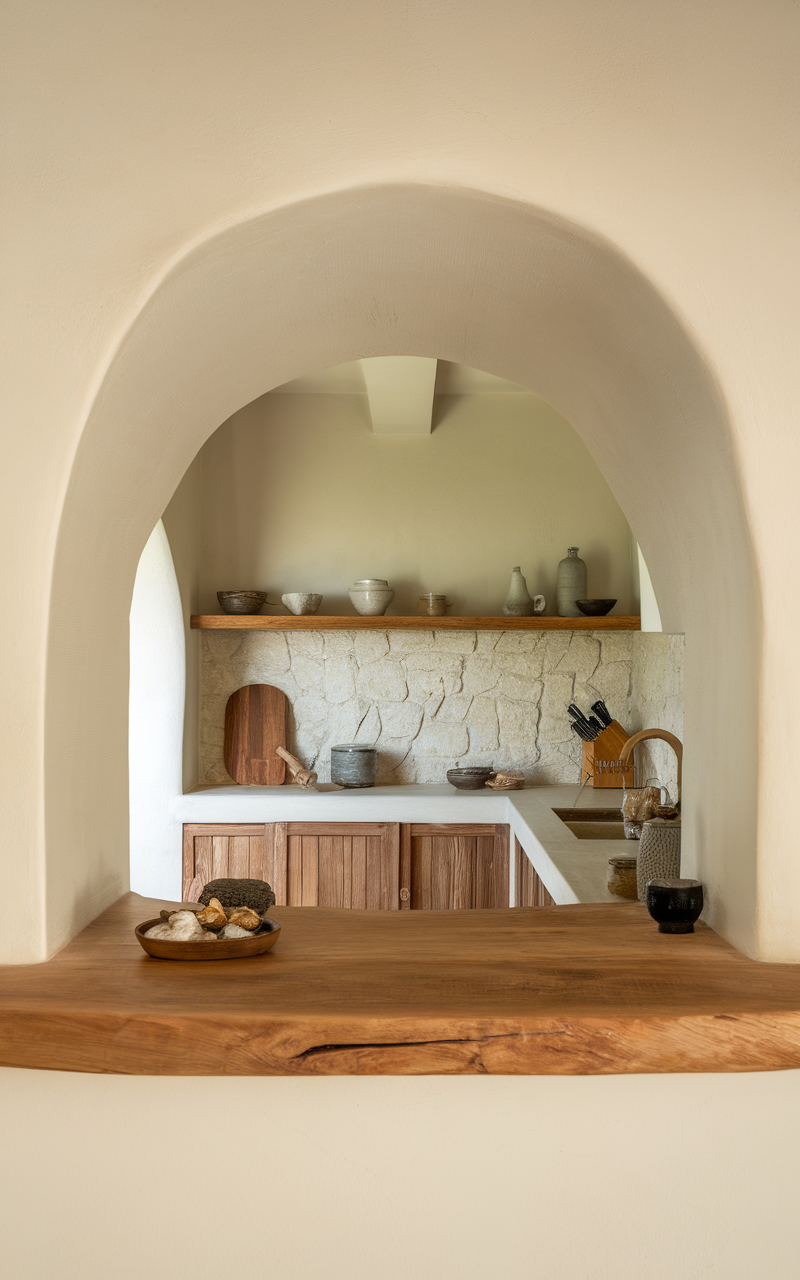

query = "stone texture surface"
[{"left": 198, "top": 630, "right": 684, "bottom": 787}]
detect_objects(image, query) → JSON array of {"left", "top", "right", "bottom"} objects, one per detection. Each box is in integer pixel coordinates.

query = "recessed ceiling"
[{"left": 271, "top": 358, "right": 530, "bottom": 395}]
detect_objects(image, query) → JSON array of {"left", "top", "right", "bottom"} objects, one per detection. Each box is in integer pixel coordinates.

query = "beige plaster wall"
[
  {"left": 3, "top": 1068, "right": 800, "bottom": 1280},
  {"left": 199, "top": 390, "right": 637, "bottom": 616}
]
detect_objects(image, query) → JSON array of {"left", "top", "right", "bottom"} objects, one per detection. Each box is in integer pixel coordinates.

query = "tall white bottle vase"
[{"left": 556, "top": 547, "right": 587, "bottom": 617}]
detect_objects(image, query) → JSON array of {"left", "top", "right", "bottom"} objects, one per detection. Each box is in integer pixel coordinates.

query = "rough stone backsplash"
[{"left": 199, "top": 629, "right": 683, "bottom": 788}]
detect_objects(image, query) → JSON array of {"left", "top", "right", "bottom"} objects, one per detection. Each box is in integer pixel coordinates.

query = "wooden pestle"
[{"left": 275, "top": 746, "right": 319, "bottom": 789}]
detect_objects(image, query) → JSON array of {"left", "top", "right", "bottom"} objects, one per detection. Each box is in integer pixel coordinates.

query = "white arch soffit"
[
  {"left": 45, "top": 183, "right": 761, "bottom": 958},
  {"left": 129, "top": 521, "right": 185, "bottom": 902}
]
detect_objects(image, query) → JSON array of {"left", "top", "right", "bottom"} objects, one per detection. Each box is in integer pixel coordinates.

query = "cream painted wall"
[
  {"left": 3, "top": 3, "right": 800, "bottom": 1273},
  {"left": 199, "top": 391, "right": 637, "bottom": 616},
  {"left": 2, "top": 1068, "right": 800, "bottom": 1280}
]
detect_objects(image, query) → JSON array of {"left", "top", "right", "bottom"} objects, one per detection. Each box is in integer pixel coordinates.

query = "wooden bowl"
[{"left": 135, "top": 916, "right": 281, "bottom": 960}]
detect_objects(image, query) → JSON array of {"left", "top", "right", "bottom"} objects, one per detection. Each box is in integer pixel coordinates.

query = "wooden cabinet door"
[
  {"left": 182, "top": 823, "right": 274, "bottom": 901},
  {"left": 405, "top": 824, "right": 510, "bottom": 910},
  {"left": 281, "top": 823, "right": 400, "bottom": 909},
  {"left": 514, "top": 838, "right": 555, "bottom": 906}
]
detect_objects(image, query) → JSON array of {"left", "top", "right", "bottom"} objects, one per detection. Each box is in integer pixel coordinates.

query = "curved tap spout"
[{"left": 619, "top": 729, "right": 683, "bottom": 806}]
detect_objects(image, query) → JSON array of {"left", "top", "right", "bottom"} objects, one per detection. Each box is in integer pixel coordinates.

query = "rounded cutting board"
[{"left": 224, "top": 683, "right": 288, "bottom": 785}]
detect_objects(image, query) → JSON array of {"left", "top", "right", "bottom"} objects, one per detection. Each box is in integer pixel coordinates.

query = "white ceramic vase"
[{"left": 502, "top": 567, "right": 545, "bottom": 616}]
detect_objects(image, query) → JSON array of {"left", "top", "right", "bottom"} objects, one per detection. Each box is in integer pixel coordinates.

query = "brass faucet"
[{"left": 618, "top": 729, "right": 683, "bottom": 807}]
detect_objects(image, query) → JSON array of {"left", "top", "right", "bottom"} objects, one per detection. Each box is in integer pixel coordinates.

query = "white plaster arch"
[{"left": 44, "top": 184, "right": 759, "bottom": 957}]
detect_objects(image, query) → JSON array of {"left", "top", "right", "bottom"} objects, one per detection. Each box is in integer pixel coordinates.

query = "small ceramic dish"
[
  {"left": 575, "top": 599, "right": 617, "bottom": 616},
  {"left": 217, "top": 590, "right": 272, "bottom": 615},
  {"left": 135, "top": 915, "right": 281, "bottom": 960},
  {"left": 281, "top": 592, "right": 323, "bottom": 615},
  {"left": 446, "top": 767, "right": 496, "bottom": 790}
]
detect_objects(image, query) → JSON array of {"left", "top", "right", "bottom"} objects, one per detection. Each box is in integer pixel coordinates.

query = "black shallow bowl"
[
  {"left": 576, "top": 599, "right": 617, "bottom": 617},
  {"left": 646, "top": 879, "right": 704, "bottom": 934}
]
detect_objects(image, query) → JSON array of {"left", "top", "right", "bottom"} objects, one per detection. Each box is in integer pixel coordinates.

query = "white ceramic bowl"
[
  {"left": 281, "top": 592, "right": 323, "bottom": 615},
  {"left": 349, "top": 579, "right": 394, "bottom": 616}
]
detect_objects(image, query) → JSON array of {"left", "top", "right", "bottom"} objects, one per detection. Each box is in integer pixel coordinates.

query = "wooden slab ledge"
[
  {"left": 192, "top": 615, "right": 641, "bottom": 631},
  {"left": 2, "top": 894, "right": 800, "bottom": 1076}
]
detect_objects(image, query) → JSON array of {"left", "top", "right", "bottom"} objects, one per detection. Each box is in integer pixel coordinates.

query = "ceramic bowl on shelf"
[
  {"left": 135, "top": 914, "right": 281, "bottom": 960},
  {"left": 446, "top": 767, "right": 496, "bottom": 791},
  {"left": 217, "top": 590, "right": 271, "bottom": 615},
  {"left": 575, "top": 599, "right": 617, "bottom": 617},
  {"left": 281, "top": 592, "right": 323, "bottom": 616},
  {"left": 348, "top": 579, "right": 394, "bottom": 616}
]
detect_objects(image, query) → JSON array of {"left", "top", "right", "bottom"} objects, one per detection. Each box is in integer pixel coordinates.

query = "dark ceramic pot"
[
  {"left": 575, "top": 599, "right": 617, "bottom": 617},
  {"left": 446, "top": 767, "right": 496, "bottom": 791},
  {"left": 645, "top": 878, "right": 704, "bottom": 933}
]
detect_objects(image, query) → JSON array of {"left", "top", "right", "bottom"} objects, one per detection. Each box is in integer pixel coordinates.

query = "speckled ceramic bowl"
[
  {"left": 446, "top": 767, "right": 496, "bottom": 790},
  {"left": 282, "top": 592, "right": 323, "bottom": 615},
  {"left": 217, "top": 590, "right": 271, "bottom": 615}
]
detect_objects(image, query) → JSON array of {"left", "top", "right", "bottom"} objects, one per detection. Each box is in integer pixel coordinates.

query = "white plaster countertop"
[{"left": 177, "top": 783, "right": 630, "bottom": 905}]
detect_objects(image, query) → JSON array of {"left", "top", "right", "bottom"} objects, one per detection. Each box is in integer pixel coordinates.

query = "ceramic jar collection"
[{"left": 220, "top": 546, "right": 611, "bottom": 618}]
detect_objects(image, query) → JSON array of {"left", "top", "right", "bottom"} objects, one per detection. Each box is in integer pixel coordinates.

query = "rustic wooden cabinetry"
[
  {"left": 183, "top": 821, "right": 522, "bottom": 910},
  {"left": 402, "top": 824, "right": 509, "bottom": 910},
  {"left": 514, "top": 837, "right": 555, "bottom": 906}
]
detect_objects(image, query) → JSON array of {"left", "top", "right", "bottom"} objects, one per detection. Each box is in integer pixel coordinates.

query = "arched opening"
[{"left": 43, "top": 184, "right": 759, "bottom": 958}]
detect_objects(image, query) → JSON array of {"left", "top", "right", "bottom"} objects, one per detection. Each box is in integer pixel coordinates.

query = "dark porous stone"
[{"left": 199, "top": 878, "right": 276, "bottom": 913}]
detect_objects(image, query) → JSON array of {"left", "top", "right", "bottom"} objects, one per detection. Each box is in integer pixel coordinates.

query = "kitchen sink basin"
[{"left": 552, "top": 807, "right": 632, "bottom": 841}]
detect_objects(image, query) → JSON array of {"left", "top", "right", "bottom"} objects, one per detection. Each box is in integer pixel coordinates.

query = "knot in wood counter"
[{"left": 2, "top": 893, "right": 800, "bottom": 1076}]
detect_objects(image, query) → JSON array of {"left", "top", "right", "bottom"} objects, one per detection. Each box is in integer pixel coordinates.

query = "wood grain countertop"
[{"left": 2, "top": 893, "right": 800, "bottom": 1076}]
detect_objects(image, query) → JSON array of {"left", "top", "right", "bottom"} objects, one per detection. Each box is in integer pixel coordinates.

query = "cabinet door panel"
[
  {"left": 183, "top": 824, "right": 270, "bottom": 901},
  {"left": 515, "top": 838, "right": 555, "bottom": 907},
  {"left": 409, "top": 824, "right": 509, "bottom": 910},
  {"left": 351, "top": 836, "right": 367, "bottom": 909}
]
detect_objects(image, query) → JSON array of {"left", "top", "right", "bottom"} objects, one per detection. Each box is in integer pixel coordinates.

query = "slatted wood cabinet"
[{"left": 183, "top": 821, "right": 544, "bottom": 910}]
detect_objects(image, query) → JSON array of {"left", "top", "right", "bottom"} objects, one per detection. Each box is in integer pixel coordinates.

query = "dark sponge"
[{"left": 198, "top": 878, "right": 276, "bottom": 913}]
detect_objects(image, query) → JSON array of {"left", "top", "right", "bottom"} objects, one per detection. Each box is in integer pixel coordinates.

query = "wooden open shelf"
[{"left": 192, "top": 614, "right": 641, "bottom": 631}]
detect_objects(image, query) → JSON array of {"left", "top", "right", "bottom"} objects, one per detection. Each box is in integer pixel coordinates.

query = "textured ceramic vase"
[
  {"left": 348, "top": 579, "right": 394, "bottom": 616},
  {"left": 636, "top": 818, "right": 682, "bottom": 901},
  {"left": 502, "top": 567, "right": 545, "bottom": 616},
  {"left": 556, "top": 547, "right": 588, "bottom": 617},
  {"left": 330, "top": 743, "right": 377, "bottom": 787}
]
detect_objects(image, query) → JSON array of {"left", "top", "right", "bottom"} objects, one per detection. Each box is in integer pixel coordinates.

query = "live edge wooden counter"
[{"left": 3, "top": 893, "right": 800, "bottom": 1077}]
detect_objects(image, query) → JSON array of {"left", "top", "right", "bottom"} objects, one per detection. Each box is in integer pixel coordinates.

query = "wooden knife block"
[{"left": 581, "top": 720, "right": 635, "bottom": 788}]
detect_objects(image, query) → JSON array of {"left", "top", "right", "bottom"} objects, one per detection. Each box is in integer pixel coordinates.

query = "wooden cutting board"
[{"left": 224, "top": 684, "right": 288, "bottom": 785}]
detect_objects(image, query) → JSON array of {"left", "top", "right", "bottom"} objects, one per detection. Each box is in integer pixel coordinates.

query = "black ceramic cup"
[{"left": 645, "top": 878, "right": 704, "bottom": 933}]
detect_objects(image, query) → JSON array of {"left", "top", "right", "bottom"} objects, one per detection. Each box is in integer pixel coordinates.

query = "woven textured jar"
[{"left": 636, "top": 818, "right": 682, "bottom": 901}]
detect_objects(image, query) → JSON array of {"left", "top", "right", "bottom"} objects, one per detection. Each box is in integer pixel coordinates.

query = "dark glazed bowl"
[
  {"left": 446, "top": 767, "right": 496, "bottom": 790},
  {"left": 576, "top": 599, "right": 617, "bottom": 616},
  {"left": 645, "top": 879, "right": 704, "bottom": 933},
  {"left": 217, "top": 590, "right": 270, "bottom": 615}
]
